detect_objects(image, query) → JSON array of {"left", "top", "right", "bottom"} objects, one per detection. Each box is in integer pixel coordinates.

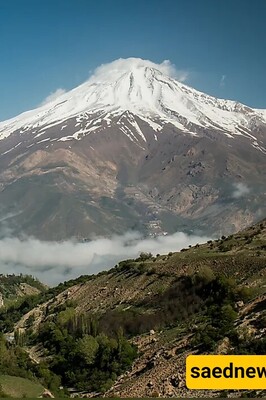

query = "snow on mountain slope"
[{"left": 0, "top": 58, "right": 266, "bottom": 145}]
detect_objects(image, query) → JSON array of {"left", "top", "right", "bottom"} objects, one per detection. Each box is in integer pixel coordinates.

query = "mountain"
[
  {"left": 0, "top": 58, "right": 265, "bottom": 239},
  {"left": 2, "top": 219, "right": 265, "bottom": 398}
]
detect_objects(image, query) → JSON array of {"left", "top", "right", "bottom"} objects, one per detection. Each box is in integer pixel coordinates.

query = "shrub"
[{"left": 138, "top": 252, "right": 152, "bottom": 261}]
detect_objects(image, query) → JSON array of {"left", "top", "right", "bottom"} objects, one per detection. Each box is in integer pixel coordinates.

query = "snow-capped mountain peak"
[
  {"left": 0, "top": 58, "right": 266, "bottom": 151},
  {"left": 0, "top": 59, "right": 265, "bottom": 241}
]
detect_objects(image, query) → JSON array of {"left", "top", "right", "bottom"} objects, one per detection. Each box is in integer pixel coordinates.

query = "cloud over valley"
[{"left": 0, "top": 231, "right": 210, "bottom": 286}]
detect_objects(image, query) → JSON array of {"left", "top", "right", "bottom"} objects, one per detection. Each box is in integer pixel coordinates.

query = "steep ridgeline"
[{"left": 0, "top": 58, "right": 265, "bottom": 239}]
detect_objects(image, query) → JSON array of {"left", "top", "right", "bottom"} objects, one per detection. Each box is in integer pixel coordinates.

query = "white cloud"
[
  {"left": 0, "top": 231, "right": 210, "bottom": 286},
  {"left": 232, "top": 182, "right": 250, "bottom": 198},
  {"left": 40, "top": 88, "right": 66, "bottom": 106},
  {"left": 89, "top": 58, "right": 190, "bottom": 83},
  {"left": 220, "top": 74, "right": 226, "bottom": 87}
]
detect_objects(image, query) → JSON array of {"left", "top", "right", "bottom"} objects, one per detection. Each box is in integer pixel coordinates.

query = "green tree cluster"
[{"left": 37, "top": 317, "right": 137, "bottom": 393}]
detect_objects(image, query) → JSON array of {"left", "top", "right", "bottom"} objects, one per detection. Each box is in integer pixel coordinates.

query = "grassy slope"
[
  {"left": 0, "top": 275, "right": 47, "bottom": 307},
  {"left": 0, "top": 375, "right": 44, "bottom": 398}
]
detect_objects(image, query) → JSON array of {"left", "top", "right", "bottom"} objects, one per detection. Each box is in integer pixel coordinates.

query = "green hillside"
[
  {"left": 0, "top": 375, "right": 44, "bottom": 398},
  {"left": 0, "top": 219, "right": 265, "bottom": 397},
  {"left": 0, "top": 274, "right": 47, "bottom": 308}
]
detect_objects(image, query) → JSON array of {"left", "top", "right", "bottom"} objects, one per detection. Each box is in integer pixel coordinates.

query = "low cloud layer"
[
  {"left": 232, "top": 182, "right": 250, "bottom": 198},
  {"left": 0, "top": 231, "right": 210, "bottom": 286}
]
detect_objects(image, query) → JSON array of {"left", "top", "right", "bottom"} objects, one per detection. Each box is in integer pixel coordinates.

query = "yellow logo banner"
[{"left": 186, "top": 355, "right": 266, "bottom": 389}]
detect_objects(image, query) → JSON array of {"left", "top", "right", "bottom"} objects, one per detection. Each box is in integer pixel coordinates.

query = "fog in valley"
[{"left": 0, "top": 230, "right": 210, "bottom": 285}]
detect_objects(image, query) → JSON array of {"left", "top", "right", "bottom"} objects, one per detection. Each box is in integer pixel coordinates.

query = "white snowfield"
[{"left": 0, "top": 58, "right": 266, "bottom": 143}]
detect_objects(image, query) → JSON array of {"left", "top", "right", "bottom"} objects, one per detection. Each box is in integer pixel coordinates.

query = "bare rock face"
[
  {"left": 0, "top": 292, "right": 4, "bottom": 307},
  {"left": 40, "top": 389, "right": 54, "bottom": 398},
  {"left": 0, "top": 58, "right": 265, "bottom": 240}
]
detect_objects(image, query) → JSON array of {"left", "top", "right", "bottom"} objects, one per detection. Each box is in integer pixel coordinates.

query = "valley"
[{"left": 0, "top": 220, "right": 265, "bottom": 397}]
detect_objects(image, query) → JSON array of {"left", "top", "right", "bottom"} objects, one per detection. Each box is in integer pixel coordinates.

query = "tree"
[{"left": 77, "top": 335, "right": 99, "bottom": 365}]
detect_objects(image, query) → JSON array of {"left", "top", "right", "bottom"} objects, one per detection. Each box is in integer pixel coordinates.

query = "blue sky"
[{"left": 0, "top": 0, "right": 265, "bottom": 120}]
